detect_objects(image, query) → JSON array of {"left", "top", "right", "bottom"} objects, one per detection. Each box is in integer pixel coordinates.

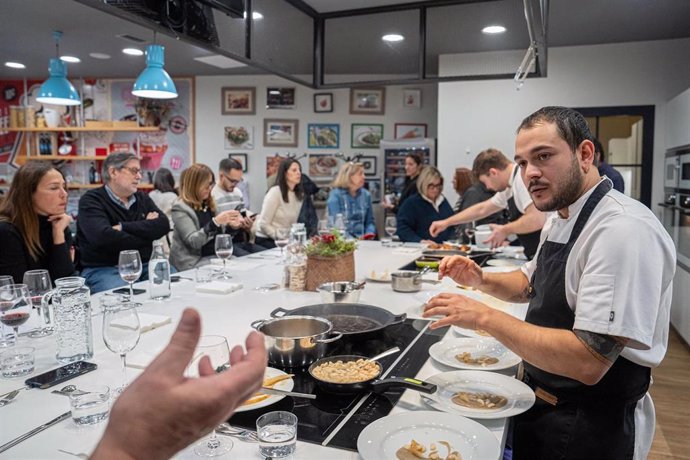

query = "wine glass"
[
  {"left": 102, "top": 302, "right": 141, "bottom": 394},
  {"left": 317, "top": 220, "right": 329, "bottom": 236},
  {"left": 118, "top": 250, "right": 143, "bottom": 299},
  {"left": 0, "top": 276, "right": 15, "bottom": 347},
  {"left": 23, "top": 270, "right": 53, "bottom": 338},
  {"left": 187, "top": 335, "right": 233, "bottom": 457},
  {"left": 384, "top": 216, "right": 397, "bottom": 238},
  {"left": 274, "top": 228, "right": 290, "bottom": 261},
  {"left": 0, "top": 284, "right": 32, "bottom": 344},
  {"left": 214, "top": 234, "right": 233, "bottom": 280},
  {"left": 464, "top": 222, "right": 476, "bottom": 245}
]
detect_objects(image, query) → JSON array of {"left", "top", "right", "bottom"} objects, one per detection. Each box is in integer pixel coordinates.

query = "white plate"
[
  {"left": 357, "top": 411, "right": 500, "bottom": 460},
  {"left": 420, "top": 370, "right": 535, "bottom": 419},
  {"left": 486, "top": 259, "right": 524, "bottom": 267},
  {"left": 452, "top": 324, "right": 494, "bottom": 339},
  {"left": 234, "top": 367, "right": 294, "bottom": 412},
  {"left": 366, "top": 271, "right": 392, "bottom": 282},
  {"left": 429, "top": 337, "right": 522, "bottom": 371}
]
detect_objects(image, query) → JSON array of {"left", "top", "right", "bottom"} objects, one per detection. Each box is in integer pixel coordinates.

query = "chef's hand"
[
  {"left": 423, "top": 292, "right": 490, "bottom": 330},
  {"left": 437, "top": 255, "right": 483, "bottom": 287},
  {"left": 215, "top": 210, "right": 242, "bottom": 229},
  {"left": 91, "top": 308, "right": 267, "bottom": 460},
  {"left": 429, "top": 220, "right": 448, "bottom": 238},
  {"left": 484, "top": 224, "right": 509, "bottom": 248}
]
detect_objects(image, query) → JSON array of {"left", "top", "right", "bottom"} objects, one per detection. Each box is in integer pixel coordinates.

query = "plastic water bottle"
[
  {"left": 148, "top": 241, "right": 171, "bottom": 300},
  {"left": 334, "top": 213, "right": 347, "bottom": 235}
]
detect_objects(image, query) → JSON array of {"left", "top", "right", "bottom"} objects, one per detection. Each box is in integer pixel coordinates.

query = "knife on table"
[
  {"left": 259, "top": 387, "right": 316, "bottom": 400},
  {"left": 0, "top": 411, "right": 71, "bottom": 453}
]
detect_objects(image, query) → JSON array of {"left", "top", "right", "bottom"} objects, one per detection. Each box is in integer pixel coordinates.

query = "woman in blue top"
[
  {"left": 327, "top": 162, "right": 376, "bottom": 239},
  {"left": 397, "top": 166, "right": 455, "bottom": 243}
]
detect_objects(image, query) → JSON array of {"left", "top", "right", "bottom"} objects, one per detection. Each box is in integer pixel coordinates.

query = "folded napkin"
[
  {"left": 112, "top": 313, "right": 171, "bottom": 334},
  {"left": 209, "top": 258, "right": 266, "bottom": 271},
  {"left": 126, "top": 346, "right": 164, "bottom": 369},
  {"left": 392, "top": 247, "right": 421, "bottom": 255},
  {"left": 195, "top": 281, "right": 243, "bottom": 294}
]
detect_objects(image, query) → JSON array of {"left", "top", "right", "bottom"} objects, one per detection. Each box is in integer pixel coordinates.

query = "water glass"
[
  {"left": 317, "top": 220, "right": 329, "bottom": 236},
  {"left": 384, "top": 216, "right": 397, "bottom": 238},
  {"left": 23, "top": 269, "right": 53, "bottom": 338},
  {"left": 195, "top": 266, "right": 216, "bottom": 284},
  {"left": 0, "top": 347, "right": 35, "bottom": 378},
  {"left": 256, "top": 411, "right": 298, "bottom": 458},
  {"left": 0, "top": 284, "right": 32, "bottom": 344},
  {"left": 274, "top": 228, "right": 290, "bottom": 262},
  {"left": 118, "top": 250, "right": 143, "bottom": 299},
  {"left": 69, "top": 385, "right": 110, "bottom": 426}
]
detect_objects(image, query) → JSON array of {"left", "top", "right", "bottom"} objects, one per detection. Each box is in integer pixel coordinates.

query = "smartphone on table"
[{"left": 25, "top": 361, "right": 98, "bottom": 389}]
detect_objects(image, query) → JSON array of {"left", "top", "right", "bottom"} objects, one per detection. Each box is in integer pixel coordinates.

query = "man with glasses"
[{"left": 77, "top": 153, "right": 171, "bottom": 293}]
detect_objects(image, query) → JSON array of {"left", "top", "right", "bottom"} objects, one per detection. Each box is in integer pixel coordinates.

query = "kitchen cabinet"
[{"left": 666, "top": 87, "right": 690, "bottom": 150}]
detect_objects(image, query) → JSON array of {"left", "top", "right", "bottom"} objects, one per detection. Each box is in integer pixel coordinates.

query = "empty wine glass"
[
  {"left": 118, "top": 250, "right": 142, "bottom": 299},
  {"left": 23, "top": 270, "right": 53, "bottom": 338},
  {"left": 187, "top": 335, "right": 232, "bottom": 457},
  {"left": 274, "top": 228, "right": 290, "bottom": 261},
  {"left": 214, "top": 234, "right": 233, "bottom": 280},
  {"left": 0, "top": 284, "right": 32, "bottom": 345},
  {"left": 317, "top": 220, "right": 329, "bottom": 236},
  {"left": 102, "top": 302, "right": 140, "bottom": 394},
  {"left": 0, "top": 276, "right": 15, "bottom": 347},
  {"left": 384, "top": 216, "right": 397, "bottom": 238}
]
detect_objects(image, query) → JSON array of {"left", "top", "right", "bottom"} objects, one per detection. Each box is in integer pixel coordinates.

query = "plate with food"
[
  {"left": 366, "top": 269, "right": 392, "bottom": 283},
  {"left": 428, "top": 337, "right": 521, "bottom": 371},
  {"left": 234, "top": 367, "right": 294, "bottom": 412},
  {"left": 357, "top": 411, "right": 500, "bottom": 460},
  {"left": 486, "top": 258, "right": 525, "bottom": 268},
  {"left": 420, "top": 370, "right": 535, "bottom": 419}
]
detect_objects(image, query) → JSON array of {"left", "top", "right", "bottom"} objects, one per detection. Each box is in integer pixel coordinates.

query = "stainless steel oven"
[
  {"left": 665, "top": 155, "right": 680, "bottom": 188},
  {"left": 678, "top": 194, "right": 690, "bottom": 268},
  {"left": 680, "top": 153, "right": 690, "bottom": 190},
  {"left": 659, "top": 191, "right": 679, "bottom": 244}
]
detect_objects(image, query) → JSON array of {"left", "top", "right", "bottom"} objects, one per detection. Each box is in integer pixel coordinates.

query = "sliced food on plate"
[{"left": 236, "top": 367, "right": 294, "bottom": 412}]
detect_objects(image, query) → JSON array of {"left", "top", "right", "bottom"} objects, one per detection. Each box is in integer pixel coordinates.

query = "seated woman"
[
  {"left": 327, "top": 162, "right": 376, "bottom": 239},
  {"left": 149, "top": 168, "right": 177, "bottom": 254},
  {"left": 397, "top": 166, "right": 455, "bottom": 243},
  {"left": 0, "top": 162, "right": 74, "bottom": 283},
  {"left": 255, "top": 158, "right": 304, "bottom": 248},
  {"left": 170, "top": 164, "right": 244, "bottom": 271}
]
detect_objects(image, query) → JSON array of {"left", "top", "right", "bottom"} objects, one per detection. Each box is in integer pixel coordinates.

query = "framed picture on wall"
[
  {"left": 360, "top": 155, "right": 378, "bottom": 176},
  {"left": 394, "top": 123, "right": 427, "bottom": 139},
  {"left": 266, "top": 154, "right": 283, "bottom": 179},
  {"left": 307, "top": 123, "right": 340, "bottom": 149},
  {"left": 351, "top": 123, "right": 383, "bottom": 148},
  {"left": 308, "top": 153, "right": 339, "bottom": 179},
  {"left": 228, "top": 153, "right": 248, "bottom": 172},
  {"left": 224, "top": 126, "right": 254, "bottom": 149},
  {"left": 266, "top": 87, "right": 295, "bottom": 109},
  {"left": 264, "top": 119, "right": 299, "bottom": 147},
  {"left": 221, "top": 87, "right": 255, "bottom": 115},
  {"left": 314, "top": 93, "right": 333, "bottom": 112},
  {"left": 402, "top": 88, "right": 422, "bottom": 109},
  {"left": 366, "top": 178, "right": 382, "bottom": 203},
  {"left": 349, "top": 88, "right": 385, "bottom": 115}
]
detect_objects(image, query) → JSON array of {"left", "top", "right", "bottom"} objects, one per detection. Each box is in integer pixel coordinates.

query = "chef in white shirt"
[{"left": 424, "top": 106, "right": 675, "bottom": 460}]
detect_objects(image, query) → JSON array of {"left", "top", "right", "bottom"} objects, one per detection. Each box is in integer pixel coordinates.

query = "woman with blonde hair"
[
  {"left": 170, "top": 164, "right": 243, "bottom": 271},
  {"left": 0, "top": 162, "right": 74, "bottom": 282},
  {"left": 327, "top": 162, "right": 376, "bottom": 239},
  {"left": 397, "top": 165, "right": 455, "bottom": 243}
]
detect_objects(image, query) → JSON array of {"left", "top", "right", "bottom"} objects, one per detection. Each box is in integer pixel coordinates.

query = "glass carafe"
[{"left": 43, "top": 277, "right": 93, "bottom": 363}]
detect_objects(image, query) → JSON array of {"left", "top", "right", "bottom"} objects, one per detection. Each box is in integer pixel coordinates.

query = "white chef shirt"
[{"left": 490, "top": 164, "right": 534, "bottom": 214}]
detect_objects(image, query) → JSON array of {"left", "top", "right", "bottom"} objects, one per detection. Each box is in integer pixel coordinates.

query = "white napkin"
[
  {"left": 209, "top": 258, "right": 266, "bottom": 271},
  {"left": 126, "top": 346, "right": 164, "bottom": 369},
  {"left": 195, "top": 281, "right": 243, "bottom": 294},
  {"left": 112, "top": 313, "right": 171, "bottom": 334},
  {"left": 392, "top": 247, "right": 421, "bottom": 255}
]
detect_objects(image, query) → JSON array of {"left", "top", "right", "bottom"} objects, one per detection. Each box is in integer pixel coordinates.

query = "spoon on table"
[{"left": 51, "top": 385, "right": 86, "bottom": 397}]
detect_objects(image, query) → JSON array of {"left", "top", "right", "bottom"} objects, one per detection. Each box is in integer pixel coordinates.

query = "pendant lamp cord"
[{"left": 53, "top": 30, "right": 63, "bottom": 59}]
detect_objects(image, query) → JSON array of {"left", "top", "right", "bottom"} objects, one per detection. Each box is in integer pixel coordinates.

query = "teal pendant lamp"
[
  {"left": 37, "top": 31, "right": 81, "bottom": 106},
  {"left": 132, "top": 44, "right": 178, "bottom": 99}
]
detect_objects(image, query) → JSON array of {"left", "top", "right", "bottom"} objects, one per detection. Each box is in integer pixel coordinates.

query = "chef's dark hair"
[{"left": 518, "top": 106, "right": 594, "bottom": 153}]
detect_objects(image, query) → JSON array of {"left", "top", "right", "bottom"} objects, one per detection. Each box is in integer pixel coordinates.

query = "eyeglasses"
[
  {"left": 120, "top": 166, "right": 142, "bottom": 176},
  {"left": 221, "top": 173, "right": 240, "bottom": 185},
  {"left": 427, "top": 182, "right": 443, "bottom": 190}
]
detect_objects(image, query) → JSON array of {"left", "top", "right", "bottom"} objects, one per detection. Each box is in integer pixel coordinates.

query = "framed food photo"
[
  {"left": 266, "top": 87, "right": 295, "bottom": 109},
  {"left": 350, "top": 88, "right": 385, "bottom": 115},
  {"left": 308, "top": 153, "right": 339, "bottom": 179},
  {"left": 224, "top": 126, "right": 254, "bottom": 149},
  {"left": 264, "top": 119, "right": 299, "bottom": 147},
  {"left": 394, "top": 123, "right": 427, "bottom": 140},
  {"left": 366, "top": 178, "right": 382, "bottom": 203},
  {"left": 402, "top": 88, "right": 422, "bottom": 109},
  {"left": 228, "top": 153, "right": 248, "bottom": 172},
  {"left": 314, "top": 93, "right": 333, "bottom": 113},
  {"left": 360, "top": 155, "right": 378, "bottom": 177},
  {"left": 351, "top": 123, "right": 383, "bottom": 149},
  {"left": 221, "top": 87, "right": 255, "bottom": 115},
  {"left": 308, "top": 123, "right": 340, "bottom": 149}
]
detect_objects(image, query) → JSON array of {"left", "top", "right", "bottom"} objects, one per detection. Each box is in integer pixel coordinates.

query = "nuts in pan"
[{"left": 311, "top": 358, "right": 379, "bottom": 383}]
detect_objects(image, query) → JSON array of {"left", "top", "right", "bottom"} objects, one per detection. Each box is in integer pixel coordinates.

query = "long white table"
[{"left": 0, "top": 242, "right": 527, "bottom": 459}]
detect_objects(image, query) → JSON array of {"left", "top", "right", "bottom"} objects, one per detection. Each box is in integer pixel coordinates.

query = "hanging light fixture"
[
  {"left": 132, "top": 33, "right": 177, "bottom": 99},
  {"left": 37, "top": 31, "right": 81, "bottom": 106}
]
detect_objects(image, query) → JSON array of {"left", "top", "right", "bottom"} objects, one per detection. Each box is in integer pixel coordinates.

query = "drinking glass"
[
  {"left": 317, "top": 220, "right": 329, "bottom": 236},
  {"left": 118, "top": 250, "right": 142, "bottom": 299},
  {"left": 0, "top": 284, "right": 32, "bottom": 344},
  {"left": 23, "top": 270, "right": 53, "bottom": 338},
  {"left": 256, "top": 411, "right": 298, "bottom": 458},
  {"left": 187, "top": 335, "right": 232, "bottom": 457},
  {"left": 274, "top": 228, "right": 290, "bottom": 261},
  {"left": 384, "top": 216, "right": 397, "bottom": 238},
  {"left": 0, "top": 276, "right": 15, "bottom": 347},
  {"left": 102, "top": 303, "right": 140, "bottom": 394},
  {"left": 214, "top": 234, "right": 233, "bottom": 280}
]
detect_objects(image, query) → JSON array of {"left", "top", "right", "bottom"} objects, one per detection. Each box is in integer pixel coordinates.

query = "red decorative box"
[{"left": 109, "top": 142, "right": 130, "bottom": 154}]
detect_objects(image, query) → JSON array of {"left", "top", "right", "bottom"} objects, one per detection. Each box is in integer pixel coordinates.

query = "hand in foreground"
[
  {"left": 91, "top": 308, "right": 267, "bottom": 460},
  {"left": 438, "top": 255, "right": 483, "bottom": 287},
  {"left": 423, "top": 292, "right": 490, "bottom": 330},
  {"left": 216, "top": 210, "right": 242, "bottom": 228},
  {"left": 429, "top": 220, "right": 447, "bottom": 238},
  {"left": 484, "top": 224, "right": 509, "bottom": 248}
]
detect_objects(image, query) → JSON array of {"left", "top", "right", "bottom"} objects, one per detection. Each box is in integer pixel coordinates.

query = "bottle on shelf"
[
  {"left": 88, "top": 162, "right": 97, "bottom": 184},
  {"left": 148, "top": 241, "right": 171, "bottom": 300}
]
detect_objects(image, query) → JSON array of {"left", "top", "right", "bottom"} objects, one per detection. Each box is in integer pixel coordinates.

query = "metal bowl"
[{"left": 317, "top": 281, "right": 363, "bottom": 303}]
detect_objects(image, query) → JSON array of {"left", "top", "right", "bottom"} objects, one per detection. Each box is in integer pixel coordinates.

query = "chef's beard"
[{"left": 531, "top": 155, "right": 583, "bottom": 212}]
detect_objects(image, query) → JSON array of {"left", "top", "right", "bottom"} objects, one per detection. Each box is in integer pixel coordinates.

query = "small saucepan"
[{"left": 308, "top": 347, "right": 437, "bottom": 395}]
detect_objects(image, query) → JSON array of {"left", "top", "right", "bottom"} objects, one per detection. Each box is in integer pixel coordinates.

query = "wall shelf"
[
  {"left": 7, "top": 127, "right": 159, "bottom": 132},
  {"left": 67, "top": 183, "right": 153, "bottom": 190},
  {"left": 27, "top": 155, "right": 103, "bottom": 161}
]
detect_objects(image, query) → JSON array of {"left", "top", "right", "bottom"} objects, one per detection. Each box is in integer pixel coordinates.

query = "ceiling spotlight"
[
  {"left": 90, "top": 52, "right": 111, "bottom": 60},
  {"left": 243, "top": 11, "right": 263, "bottom": 20},
  {"left": 482, "top": 25, "right": 506, "bottom": 34},
  {"left": 123, "top": 48, "right": 144, "bottom": 56},
  {"left": 60, "top": 56, "right": 81, "bottom": 63},
  {"left": 382, "top": 34, "right": 404, "bottom": 42},
  {"left": 5, "top": 62, "right": 26, "bottom": 69}
]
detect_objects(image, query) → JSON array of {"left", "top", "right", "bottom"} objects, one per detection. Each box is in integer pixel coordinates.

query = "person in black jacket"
[
  {"left": 77, "top": 153, "right": 170, "bottom": 293},
  {"left": 0, "top": 162, "right": 74, "bottom": 283}
]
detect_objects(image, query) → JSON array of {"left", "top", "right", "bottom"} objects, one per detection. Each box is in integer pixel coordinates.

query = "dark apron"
[
  {"left": 507, "top": 166, "right": 541, "bottom": 259},
  {"left": 512, "top": 179, "right": 650, "bottom": 460}
]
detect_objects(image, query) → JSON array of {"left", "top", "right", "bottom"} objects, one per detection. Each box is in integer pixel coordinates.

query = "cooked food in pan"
[{"left": 311, "top": 358, "right": 379, "bottom": 383}]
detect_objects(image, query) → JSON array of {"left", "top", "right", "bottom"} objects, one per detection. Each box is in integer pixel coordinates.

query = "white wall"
[
  {"left": 194, "top": 75, "right": 437, "bottom": 212},
  {"left": 437, "top": 38, "right": 690, "bottom": 208}
]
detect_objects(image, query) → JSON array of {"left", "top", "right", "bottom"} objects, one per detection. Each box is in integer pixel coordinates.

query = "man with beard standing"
[{"left": 424, "top": 106, "right": 675, "bottom": 460}]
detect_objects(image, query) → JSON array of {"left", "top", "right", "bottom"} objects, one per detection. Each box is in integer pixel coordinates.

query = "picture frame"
[
  {"left": 228, "top": 153, "right": 248, "bottom": 172},
  {"left": 266, "top": 87, "right": 295, "bottom": 109},
  {"left": 314, "top": 93, "right": 333, "bottom": 113},
  {"left": 349, "top": 88, "right": 385, "bottom": 115},
  {"left": 351, "top": 123, "right": 383, "bottom": 149},
  {"left": 307, "top": 123, "right": 340, "bottom": 149},
  {"left": 308, "top": 153, "right": 340, "bottom": 178},
  {"left": 366, "top": 178, "right": 382, "bottom": 203},
  {"left": 221, "top": 87, "right": 255, "bottom": 115},
  {"left": 266, "top": 154, "right": 283, "bottom": 179},
  {"left": 394, "top": 123, "right": 428, "bottom": 140},
  {"left": 224, "top": 125, "right": 254, "bottom": 149},
  {"left": 263, "top": 119, "right": 299, "bottom": 147},
  {"left": 360, "top": 155, "right": 378, "bottom": 176},
  {"left": 402, "top": 88, "right": 422, "bottom": 109}
]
